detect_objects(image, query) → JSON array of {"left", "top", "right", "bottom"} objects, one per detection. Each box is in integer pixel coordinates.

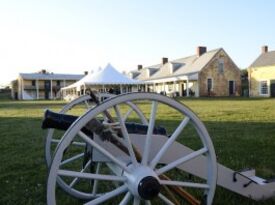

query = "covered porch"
[{"left": 144, "top": 73, "right": 199, "bottom": 97}]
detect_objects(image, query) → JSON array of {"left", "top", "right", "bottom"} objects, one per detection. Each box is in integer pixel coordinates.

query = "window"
[
  {"left": 32, "top": 80, "right": 36, "bottom": 86},
  {"left": 260, "top": 81, "right": 268, "bottom": 95},
  {"left": 207, "top": 78, "right": 213, "bottom": 92},
  {"left": 56, "top": 80, "right": 60, "bottom": 86},
  {"left": 218, "top": 59, "right": 224, "bottom": 74}
]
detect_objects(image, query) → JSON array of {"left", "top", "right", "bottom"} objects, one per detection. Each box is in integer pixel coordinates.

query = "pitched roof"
[
  {"left": 250, "top": 51, "right": 275, "bottom": 68},
  {"left": 130, "top": 48, "right": 221, "bottom": 80},
  {"left": 19, "top": 73, "right": 84, "bottom": 80}
]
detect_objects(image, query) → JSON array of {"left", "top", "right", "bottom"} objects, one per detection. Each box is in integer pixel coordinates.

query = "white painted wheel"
[
  {"left": 45, "top": 93, "right": 148, "bottom": 200},
  {"left": 47, "top": 92, "right": 217, "bottom": 205}
]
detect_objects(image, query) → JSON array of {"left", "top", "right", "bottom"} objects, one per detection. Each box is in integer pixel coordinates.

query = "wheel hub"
[
  {"left": 124, "top": 165, "right": 160, "bottom": 200},
  {"left": 138, "top": 176, "right": 160, "bottom": 200}
]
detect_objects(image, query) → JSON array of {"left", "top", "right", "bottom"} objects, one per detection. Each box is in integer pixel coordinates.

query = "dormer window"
[
  {"left": 170, "top": 63, "right": 183, "bottom": 74},
  {"left": 146, "top": 68, "right": 150, "bottom": 78},
  {"left": 129, "top": 73, "right": 133, "bottom": 79},
  {"left": 169, "top": 63, "right": 173, "bottom": 74}
]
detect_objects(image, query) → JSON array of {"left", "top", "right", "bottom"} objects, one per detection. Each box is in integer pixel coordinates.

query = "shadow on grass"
[{"left": 0, "top": 116, "right": 275, "bottom": 205}]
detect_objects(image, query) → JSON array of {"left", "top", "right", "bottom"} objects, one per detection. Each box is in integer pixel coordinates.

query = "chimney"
[
  {"left": 137, "top": 65, "right": 143, "bottom": 71},
  {"left": 197, "top": 46, "right": 207, "bottom": 56},
  {"left": 262, "top": 45, "right": 268, "bottom": 54},
  {"left": 42, "top": 69, "right": 46, "bottom": 74},
  {"left": 162, "top": 57, "right": 168, "bottom": 65},
  {"left": 84, "top": 71, "right": 88, "bottom": 75}
]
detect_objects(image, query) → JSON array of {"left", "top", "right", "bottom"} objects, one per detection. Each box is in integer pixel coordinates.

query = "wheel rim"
[{"left": 47, "top": 92, "right": 217, "bottom": 205}]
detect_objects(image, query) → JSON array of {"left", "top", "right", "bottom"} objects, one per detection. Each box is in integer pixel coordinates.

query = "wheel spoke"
[
  {"left": 159, "top": 180, "right": 210, "bottom": 189},
  {"left": 51, "top": 139, "right": 60, "bottom": 144},
  {"left": 60, "top": 153, "right": 84, "bottom": 166},
  {"left": 122, "top": 108, "right": 133, "bottom": 122},
  {"left": 133, "top": 197, "right": 140, "bottom": 205},
  {"left": 114, "top": 105, "right": 138, "bottom": 166},
  {"left": 71, "top": 141, "right": 86, "bottom": 146},
  {"left": 145, "top": 200, "right": 151, "bottom": 205},
  {"left": 58, "top": 169, "right": 126, "bottom": 182},
  {"left": 119, "top": 192, "right": 132, "bottom": 205},
  {"left": 84, "top": 184, "right": 128, "bottom": 205},
  {"left": 125, "top": 102, "right": 148, "bottom": 125},
  {"left": 69, "top": 160, "right": 91, "bottom": 188},
  {"left": 84, "top": 100, "right": 90, "bottom": 109},
  {"left": 92, "top": 162, "right": 102, "bottom": 196},
  {"left": 51, "top": 139, "right": 86, "bottom": 147},
  {"left": 142, "top": 101, "right": 158, "bottom": 165},
  {"left": 156, "top": 147, "right": 208, "bottom": 175},
  {"left": 78, "top": 131, "right": 131, "bottom": 173},
  {"left": 150, "top": 117, "right": 190, "bottom": 169},
  {"left": 158, "top": 193, "right": 175, "bottom": 205}
]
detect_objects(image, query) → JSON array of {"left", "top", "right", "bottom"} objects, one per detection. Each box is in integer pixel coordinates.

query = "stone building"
[
  {"left": 129, "top": 46, "right": 241, "bottom": 97},
  {"left": 248, "top": 46, "right": 275, "bottom": 97}
]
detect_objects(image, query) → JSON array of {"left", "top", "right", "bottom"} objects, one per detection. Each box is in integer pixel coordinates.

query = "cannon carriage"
[{"left": 42, "top": 92, "right": 275, "bottom": 205}]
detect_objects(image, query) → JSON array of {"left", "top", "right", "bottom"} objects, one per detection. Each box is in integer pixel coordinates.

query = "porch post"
[
  {"left": 21, "top": 79, "right": 24, "bottom": 99},
  {"left": 50, "top": 79, "right": 53, "bottom": 99},
  {"left": 120, "top": 84, "right": 123, "bottom": 93},
  {"left": 36, "top": 80, "right": 39, "bottom": 99},
  {"left": 179, "top": 81, "right": 183, "bottom": 97},
  {"left": 63, "top": 89, "right": 66, "bottom": 99},
  {"left": 186, "top": 78, "right": 189, "bottom": 97}
]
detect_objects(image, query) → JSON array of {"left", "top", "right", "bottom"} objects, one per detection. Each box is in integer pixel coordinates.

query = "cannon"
[{"left": 43, "top": 92, "right": 275, "bottom": 205}]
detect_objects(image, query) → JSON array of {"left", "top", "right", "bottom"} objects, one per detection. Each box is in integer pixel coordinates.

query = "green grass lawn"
[{"left": 0, "top": 96, "right": 275, "bottom": 205}]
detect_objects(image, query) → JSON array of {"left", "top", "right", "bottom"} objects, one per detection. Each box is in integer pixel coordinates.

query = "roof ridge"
[
  {"left": 130, "top": 47, "right": 222, "bottom": 74},
  {"left": 249, "top": 50, "right": 275, "bottom": 68}
]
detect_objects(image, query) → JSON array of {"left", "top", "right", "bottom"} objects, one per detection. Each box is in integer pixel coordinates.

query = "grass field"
[{"left": 0, "top": 95, "right": 275, "bottom": 205}]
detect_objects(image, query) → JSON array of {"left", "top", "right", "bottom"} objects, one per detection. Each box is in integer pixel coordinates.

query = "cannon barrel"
[
  {"left": 42, "top": 109, "right": 93, "bottom": 136},
  {"left": 42, "top": 109, "right": 167, "bottom": 136},
  {"left": 42, "top": 109, "right": 78, "bottom": 130}
]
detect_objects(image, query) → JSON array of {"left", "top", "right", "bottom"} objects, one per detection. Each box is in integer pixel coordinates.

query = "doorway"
[
  {"left": 44, "top": 80, "right": 51, "bottom": 99},
  {"left": 229, "top": 80, "right": 235, "bottom": 95},
  {"left": 271, "top": 80, "right": 275, "bottom": 97}
]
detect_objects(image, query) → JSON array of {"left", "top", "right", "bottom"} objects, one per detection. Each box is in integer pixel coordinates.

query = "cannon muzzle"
[
  {"left": 42, "top": 109, "right": 78, "bottom": 130},
  {"left": 42, "top": 109, "right": 94, "bottom": 136}
]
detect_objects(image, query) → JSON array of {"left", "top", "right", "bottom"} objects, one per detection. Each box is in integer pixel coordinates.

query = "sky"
[{"left": 0, "top": 0, "right": 275, "bottom": 86}]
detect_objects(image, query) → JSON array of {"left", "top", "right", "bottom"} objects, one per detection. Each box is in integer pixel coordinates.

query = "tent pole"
[{"left": 120, "top": 84, "right": 122, "bottom": 94}]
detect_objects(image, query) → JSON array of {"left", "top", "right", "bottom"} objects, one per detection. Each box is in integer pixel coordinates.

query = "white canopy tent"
[{"left": 61, "top": 64, "right": 147, "bottom": 99}]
